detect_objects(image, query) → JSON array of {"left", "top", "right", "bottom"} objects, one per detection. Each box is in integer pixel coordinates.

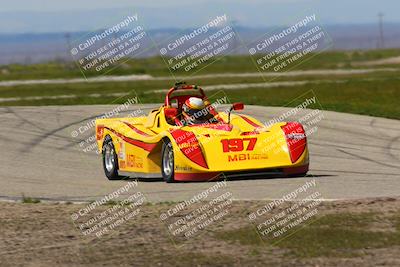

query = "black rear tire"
[
  {"left": 161, "top": 139, "right": 175, "bottom": 183},
  {"left": 102, "top": 136, "right": 122, "bottom": 180}
]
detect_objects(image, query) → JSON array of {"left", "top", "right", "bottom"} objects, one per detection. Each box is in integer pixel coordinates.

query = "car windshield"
[{"left": 183, "top": 107, "right": 220, "bottom": 125}]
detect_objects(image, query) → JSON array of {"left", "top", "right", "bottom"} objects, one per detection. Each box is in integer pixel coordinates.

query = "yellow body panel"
[{"left": 95, "top": 106, "right": 309, "bottom": 177}]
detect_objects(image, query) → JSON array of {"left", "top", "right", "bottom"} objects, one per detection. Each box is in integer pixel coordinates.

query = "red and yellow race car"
[{"left": 95, "top": 82, "right": 309, "bottom": 182}]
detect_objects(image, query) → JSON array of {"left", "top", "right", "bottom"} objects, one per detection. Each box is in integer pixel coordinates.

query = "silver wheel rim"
[
  {"left": 104, "top": 144, "right": 115, "bottom": 172},
  {"left": 163, "top": 145, "right": 173, "bottom": 176}
]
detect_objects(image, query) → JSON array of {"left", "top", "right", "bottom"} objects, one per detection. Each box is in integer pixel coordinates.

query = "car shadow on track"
[
  {"left": 117, "top": 174, "right": 337, "bottom": 183},
  {"left": 226, "top": 173, "right": 336, "bottom": 182}
]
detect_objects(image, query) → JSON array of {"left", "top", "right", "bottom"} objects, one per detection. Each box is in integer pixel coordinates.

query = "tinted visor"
[{"left": 185, "top": 108, "right": 200, "bottom": 116}]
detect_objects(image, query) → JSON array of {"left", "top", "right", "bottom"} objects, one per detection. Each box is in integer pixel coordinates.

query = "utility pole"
[
  {"left": 64, "top": 32, "right": 72, "bottom": 57},
  {"left": 378, "top": 13, "right": 384, "bottom": 48},
  {"left": 231, "top": 19, "right": 239, "bottom": 55}
]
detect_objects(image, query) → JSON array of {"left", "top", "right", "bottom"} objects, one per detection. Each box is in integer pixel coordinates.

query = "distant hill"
[{"left": 1, "top": 24, "right": 400, "bottom": 65}]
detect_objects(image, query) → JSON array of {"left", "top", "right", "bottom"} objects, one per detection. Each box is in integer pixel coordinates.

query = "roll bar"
[{"left": 164, "top": 82, "right": 207, "bottom": 106}]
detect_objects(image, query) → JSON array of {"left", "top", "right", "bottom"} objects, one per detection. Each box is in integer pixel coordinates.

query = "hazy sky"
[{"left": 0, "top": 0, "right": 398, "bottom": 33}]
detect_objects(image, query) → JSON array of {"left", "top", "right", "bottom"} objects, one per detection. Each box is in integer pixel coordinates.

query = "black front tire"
[
  {"left": 161, "top": 139, "right": 175, "bottom": 183},
  {"left": 102, "top": 136, "right": 122, "bottom": 180}
]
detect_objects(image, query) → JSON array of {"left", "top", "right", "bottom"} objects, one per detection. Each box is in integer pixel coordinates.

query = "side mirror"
[
  {"left": 232, "top": 102, "right": 244, "bottom": 111},
  {"left": 228, "top": 102, "right": 244, "bottom": 124}
]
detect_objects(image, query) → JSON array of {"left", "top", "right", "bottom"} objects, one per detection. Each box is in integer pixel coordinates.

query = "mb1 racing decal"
[{"left": 228, "top": 153, "right": 268, "bottom": 162}]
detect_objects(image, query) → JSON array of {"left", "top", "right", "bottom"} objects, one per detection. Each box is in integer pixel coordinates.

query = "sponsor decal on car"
[
  {"left": 227, "top": 153, "right": 268, "bottom": 162},
  {"left": 118, "top": 141, "right": 125, "bottom": 160},
  {"left": 127, "top": 154, "right": 144, "bottom": 168},
  {"left": 174, "top": 165, "right": 193, "bottom": 171},
  {"left": 221, "top": 138, "right": 257, "bottom": 152},
  {"left": 96, "top": 125, "right": 104, "bottom": 141}
]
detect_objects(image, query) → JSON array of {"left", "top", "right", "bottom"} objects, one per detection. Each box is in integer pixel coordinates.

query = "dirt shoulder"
[{"left": 0, "top": 197, "right": 399, "bottom": 267}]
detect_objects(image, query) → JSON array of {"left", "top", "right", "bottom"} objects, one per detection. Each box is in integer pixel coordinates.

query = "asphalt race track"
[{"left": 0, "top": 104, "right": 399, "bottom": 202}]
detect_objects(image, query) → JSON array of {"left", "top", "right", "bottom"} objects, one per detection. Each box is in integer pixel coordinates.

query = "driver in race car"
[{"left": 181, "top": 97, "right": 218, "bottom": 125}]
